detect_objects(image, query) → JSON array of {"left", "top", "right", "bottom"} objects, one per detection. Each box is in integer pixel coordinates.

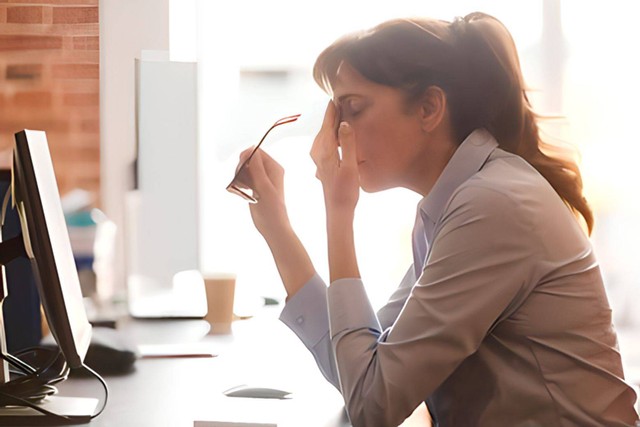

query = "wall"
[
  {"left": 1, "top": 0, "right": 173, "bottom": 300},
  {"left": 0, "top": 0, "right": 100, "bottom": 197},
  {"left": 99, "top": 0, "right": 169, "bottom": 296}
]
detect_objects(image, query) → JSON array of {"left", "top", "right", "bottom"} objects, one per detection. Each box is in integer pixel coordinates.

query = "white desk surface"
[
  {"left": 28, "top": 305, "right": 638, "bottom": 426},
  {"left": 57, "top": 306, "right": 351, "bottom": 427}
]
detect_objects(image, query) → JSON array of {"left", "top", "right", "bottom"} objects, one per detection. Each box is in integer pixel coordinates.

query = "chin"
[
  {"left": 358, "top": 165, "right": 395, "bottom": 193},
  {"left": 359, "top": 176, "right": 391, "bottom": 194}
]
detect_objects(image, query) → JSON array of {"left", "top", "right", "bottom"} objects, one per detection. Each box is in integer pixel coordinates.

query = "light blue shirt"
[{"left": 280, "top": 129, "right": 639, "bottom": 427}]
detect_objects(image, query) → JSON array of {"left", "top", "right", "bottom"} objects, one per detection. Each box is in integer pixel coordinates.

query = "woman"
[{"left": 233, "top": 12, "right": 639, "bottom": 427}]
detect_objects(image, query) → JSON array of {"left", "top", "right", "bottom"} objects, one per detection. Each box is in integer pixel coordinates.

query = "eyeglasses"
[{"left": 226, "top": 114, "right": 301, "bottom": 203}]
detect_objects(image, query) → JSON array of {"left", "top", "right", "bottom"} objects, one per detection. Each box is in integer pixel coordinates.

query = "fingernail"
[{"left": 339, "top": 122, "right": 351, "bottom": 132}]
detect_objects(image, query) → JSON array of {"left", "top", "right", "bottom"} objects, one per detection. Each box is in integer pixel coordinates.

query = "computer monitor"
[
  {"left": 0, "top": 130, "right": 100, "bottom": 422},
  {"left": 8, "top": 129, "right": 92, "bottom": 368},
  {"left": 127, "top": 53, "right": 204, "bottom": 319}
]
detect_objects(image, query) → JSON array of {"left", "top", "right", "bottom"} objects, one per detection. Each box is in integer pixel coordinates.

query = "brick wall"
[{"left": 0, "top": 0, "right": 99, "bottom": 200}]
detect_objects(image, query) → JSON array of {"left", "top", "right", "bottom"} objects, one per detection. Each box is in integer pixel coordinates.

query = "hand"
[
  {"left": 310, "top": 101, "right": 360, "bottom": 214},
  {"left": 233, "top": 147, "right": 317, "bottom": 299},
  {"left": 234, "top": 147, "right": 291, "bottom": 240}
]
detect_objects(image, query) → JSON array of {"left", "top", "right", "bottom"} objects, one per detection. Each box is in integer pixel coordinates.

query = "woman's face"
[{"left": 332, "top": 62, "right": 428, "bottom": 193}]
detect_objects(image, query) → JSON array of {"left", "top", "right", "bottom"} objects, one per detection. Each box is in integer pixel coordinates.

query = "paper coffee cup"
[{"left": 203, "top": 273, "right": 236, "bottom": 334}]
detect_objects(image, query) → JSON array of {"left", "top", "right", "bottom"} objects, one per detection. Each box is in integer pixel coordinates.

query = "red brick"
[
  {"left": 7, "top": 6, "right": 42, "bottom": 23},
  {"left": 59, "top": 50, "right": 99, "bottom": 65},
  {"left": 0, "top": 0, "right": 101, "bottom": 200},
  {"left": 0, "top": 137, "right": 13, "bottom": 153},
  {"left": 48, "top": 131, "right": 98, "bottom": 148},
  {"left": 0, "top": 116, "right": 70, "bottom": 133},
  {"left": 52, "top": 6, "right": 97, "bottom": 24},
  {"left": 42, "top": 5, "right": 52, "bottom": 24},
  {"left": 0, "top": 35, "right": 63, "bottom": 51},
  {"left": 1, "top": 0, "right": 98, "bottom": 5},
  {"left": 63, "top": 146, "right": 100, "bottom": 162},
  {"left": 13, "top": 91, "right": 53, "bottom": 108},
  {"left": 72, "top": 35, "right": 98, "bottom": 50},
  {"left": 52, "top": 63, "right": 98, "bottom": 79},
  {"left": 63, "top": 92, "right": 98, "bottom": 106},
  {"left": 71, "top": 164, "right": 100, "bottom": 179},
  {"left": 5, "top": 63, "right": 42, "bottom": 79},
  {"left": 58, "top": 78, "right": 99, "bottom": 93},
  {"left": 80, "top": 118, "right": 99, "bottom": 132}
]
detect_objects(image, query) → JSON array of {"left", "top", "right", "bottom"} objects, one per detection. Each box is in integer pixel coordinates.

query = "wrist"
[
  {"left": 252, "top": 202, "right": 291, "bottom": 240},
  {"left": 264, "top": 227, "right": 316, "bottom": 299},
  {"left": 326, "top": 213, "right": 359, "bottom": 283},
  {"left": 324, "top": 198, "right": 357, "bottom": 218},
  {"left": 326, "top": 205, "right": 355, "bottom": 227},
  {"left": 261, "top": 220, "right": 295, "bottom": 248}
]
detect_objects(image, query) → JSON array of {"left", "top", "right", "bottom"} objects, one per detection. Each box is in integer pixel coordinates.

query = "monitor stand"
[
  {"left": 0, "top": 395, "right": 99, "bottom": 423},
  {"left": 0, "top": 235, "right": 99, "bottom": 423}
]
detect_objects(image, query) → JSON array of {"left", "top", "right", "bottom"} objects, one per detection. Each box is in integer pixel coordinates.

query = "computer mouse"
[{"left": 223, "top": 384, "right": 292, "bottom": 399}]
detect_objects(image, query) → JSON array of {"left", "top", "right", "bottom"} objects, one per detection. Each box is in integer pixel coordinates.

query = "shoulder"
[{"left": 442, "top": 150, "right": 549, "bottom": 233}]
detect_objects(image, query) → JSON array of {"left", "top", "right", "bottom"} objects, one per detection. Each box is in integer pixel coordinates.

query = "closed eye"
[{"left": 341, "top": 100, "right": 366, "bottom": 119}]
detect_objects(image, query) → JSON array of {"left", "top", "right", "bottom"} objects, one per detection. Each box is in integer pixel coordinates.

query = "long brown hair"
[{"left": 313, "top": 12, "right": 594, "bottom": 234}]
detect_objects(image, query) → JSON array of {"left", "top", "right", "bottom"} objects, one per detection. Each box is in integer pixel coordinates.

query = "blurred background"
[
  {"left": 192, "top": 0, "right": 640, "bottom": 384},
  {"left": 2, "top": 0, "right": 638, "bottom": 379},
  {"left": 193, "top": 0, "right": 640, "bottom": 325}
]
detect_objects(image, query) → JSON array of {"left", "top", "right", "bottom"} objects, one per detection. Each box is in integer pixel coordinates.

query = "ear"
[{"left": 418, "top": 86, "right": 447, "bottom": 133}]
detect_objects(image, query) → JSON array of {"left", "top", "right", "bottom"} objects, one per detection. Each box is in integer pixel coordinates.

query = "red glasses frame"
[{"left": 226, "top": 114, "right": 301, "bottom": 203}]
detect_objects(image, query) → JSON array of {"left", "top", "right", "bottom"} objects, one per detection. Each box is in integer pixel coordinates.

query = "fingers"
[
  {"left": 248, "top": 148, "right": 284, "bottom": 192},
  {"left": 311, "top": 101, "right": 340, "bottom": 169},
  {"left": 311, "top": 132, "right": 339, "bottom": 167},
  {"left": 239, "top": 146, "right": 254, "bottom": 161},
  {"left": 338, "top": 122, "right": 356, "bottom": 168},
  {"left": 235, "top": 146, "right": 256, "bottom": 174},
  {"left": 235, "top": 148, "right": 285, "bottom": 201},
  {"left": 320, "top": 100, "right": 338, "bottom": 134}
]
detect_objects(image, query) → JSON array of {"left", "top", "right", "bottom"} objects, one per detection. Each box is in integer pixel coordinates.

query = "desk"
[{"left": 57, "top": 306, "right": 350, "bottom": 427}]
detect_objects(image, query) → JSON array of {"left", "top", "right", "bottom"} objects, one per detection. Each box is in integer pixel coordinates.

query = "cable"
[
  {"left": 0, "top": 352, "right": 36, "bottom": 375},
  {"left": 0, "top": 347, "right": 108, "bottom": 424},
  {"left": 0, "top": 348, "right": 65, "bottom": 403},
  {"left": 0, "top": 391, "right": 78, "bottom": 425},
  {"left": 78, "top": 362, "right": 109, "bottom": 419}
]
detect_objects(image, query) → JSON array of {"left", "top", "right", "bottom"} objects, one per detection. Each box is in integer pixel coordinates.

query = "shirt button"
[{"left": 296, "top": 316, "right": 304, "bottom": 325}]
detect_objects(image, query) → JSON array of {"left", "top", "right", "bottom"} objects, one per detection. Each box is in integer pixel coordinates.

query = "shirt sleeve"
[
  {"left": 376, "top": 266, "right": 416, "bottom": 330},
  {"left": 280, "top": 267, "right": 418, "bottom": 391},
  {"left": 279, "top": 273, "right": 339, "bottom": 388},
  {"left": 327, "top": 186, "right": 539, "bottom": 427}
]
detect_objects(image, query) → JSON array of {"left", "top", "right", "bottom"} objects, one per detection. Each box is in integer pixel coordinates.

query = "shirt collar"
[{"left": 418, "top": 128, "right": 498, "bottom": 225}]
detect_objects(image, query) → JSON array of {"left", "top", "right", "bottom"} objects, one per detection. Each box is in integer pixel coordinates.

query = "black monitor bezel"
[{"left": 12, "top": 130, "right": 92, "bottom": 369}]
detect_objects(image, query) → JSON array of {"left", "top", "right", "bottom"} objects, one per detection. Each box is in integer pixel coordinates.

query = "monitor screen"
[{"left": 11, "top": 130, "right": 92, "bottom": 369}]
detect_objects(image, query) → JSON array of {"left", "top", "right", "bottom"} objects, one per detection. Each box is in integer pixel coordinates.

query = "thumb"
[{"left": 338, "top": 122, "right": 356, "bottom": 167}]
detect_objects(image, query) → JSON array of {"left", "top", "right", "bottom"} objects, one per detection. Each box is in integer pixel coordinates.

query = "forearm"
[
  {"left": 327, "top": 210, "right": 360, "bottom": 283},
  {"left": 263, "top": 225, "right": 316, "bottom": 299}
]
